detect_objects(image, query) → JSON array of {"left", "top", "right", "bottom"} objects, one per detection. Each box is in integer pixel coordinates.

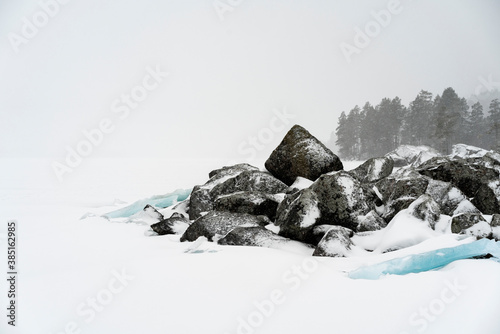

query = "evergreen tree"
[
  {"left": 468, "top": 102, "right": 485, "bottom": 147},
  {"left": 488, "top": 98, "right": 500, "bottom": 150},
  {"left": 403, "top": 90, "right": 431, "bottom": 145},
  {"left": 432, "top": 88, "right": 464, "bottom": 154},
  {"left": 359, "top": 102, "right": 378, "bottom": 159}
]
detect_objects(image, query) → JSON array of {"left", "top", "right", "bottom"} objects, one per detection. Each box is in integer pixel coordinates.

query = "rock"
[
  {"left": 214, "top": 191, "right": 280, "bottom": 221},
  {"left": 407, "top": 194, "right": 441, "bottom": 229},
  {"left": 310, "top": 171, "right": 373, "bottom": 230},
  {"left": 306, "top": 225, "right": 354, "bottom": 246},
  {"left": 357, "top": 210, "right": 387, "bottom": 232},
  {"left": 491, "top": 214, "right": 500, "bottom": 228},
  {"left": 449, "top": 144, "right": 489, "bottom": 160},
  {"left": 376, "top": 171, "right": 429, "bottom": 222},
  {"left": 385, "top": 145, "right": 441, "bottom": 167},
  {"left": 417, "top": 157, "right": 500, "bottom": 214},
  {"left": 208, "top": 163, "right": 259, "bottom": 179},
  {"left": 180, "top": 211, "right": 270, "bottom": 242},
  {"left": 189, "top": 165, "right": 287, "bottom": 220},
  {"left": 451, "top": 213, "right": 491, "bottom": 238},
  {"left": 150, "top": 214, "right": 190, "bottom": 235},
  {"left": 471, "top": 184, "right": 500, "bottom": 215},
  {"left": 491, "top": 215, "right": 500, "bottom": 241},
  {"left": 313, "top": 227, "right": 354, "bottom": 257},
  {"left": 265, "top": 124, "right": 343, "bottom": 186},
  {"left": 143, "top": 204, "right": 164, "bottom": 221},
  {"left": 276, "top": 188, "right": 321, "bottom": 242},
  {"left": 348, "top": 157, "right": 394, "bottom": 183},
  {"left": 211, "top": 171, "right": 287, "bottom": 200},
  {"left": 218, "top": 226, "right": 297, "bottom": 249}
]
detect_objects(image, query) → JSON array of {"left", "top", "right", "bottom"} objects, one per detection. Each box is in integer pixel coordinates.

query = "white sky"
[{"left": 1, "top": 0, "right": 499, "bottom": 165}]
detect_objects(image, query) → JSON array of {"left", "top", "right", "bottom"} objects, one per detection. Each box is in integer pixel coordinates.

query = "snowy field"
[{"left": 1, "top": 158, "right": 500, "bottom": 334}]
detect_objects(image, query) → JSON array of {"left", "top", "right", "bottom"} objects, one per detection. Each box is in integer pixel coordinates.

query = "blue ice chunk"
[
  {"left": 104, "top": 188, "right": 191, "bottom": 218},
  {"left": 349, "top": 239, "right": 500, "bottom": 280}
]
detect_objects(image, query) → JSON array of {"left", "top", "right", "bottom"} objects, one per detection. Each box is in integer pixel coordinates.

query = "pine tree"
[
  {"left": 469, "top": 102, "right": 484, "bottom": 147},
  {"left": 488, "top": 98, "right": 500, "bottom": 150}
]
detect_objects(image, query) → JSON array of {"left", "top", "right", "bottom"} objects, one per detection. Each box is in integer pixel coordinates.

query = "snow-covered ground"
[{"left": 1, "top": 158, "right": 500, "bottom": 334}]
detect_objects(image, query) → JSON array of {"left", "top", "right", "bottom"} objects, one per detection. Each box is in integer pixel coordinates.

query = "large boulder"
[
  {"left": 189, "top": 165, "right": 287, "bottom": 220},
  {"left": 214, "top": 191, "right": 280, "bottom": 221},
  {"left": 275, "top": 188, "right": 321, "bottom": 242},
  {"left": 417, "top": 157, "right": 500, "bottom": 214},
  {"left": 150, "top": 213, "right": 190, "bottom": 235},
  {"left": 180, "top": 211, "right": 270, "bottom": 242},
  {"left": 265, "top": 124, "right": 343, "bottom": 186},
  {"left": 310, "top": 171, "right": 373, "bottom": 230},
  {"left": 376, "top": 170, "right": 429, "bottom": 223},
  {"left": 348, "top": 157, "right": 394, "bottom": 183},
  {"left": 313, "top": 226, "right": 355, "bottom": 257}
]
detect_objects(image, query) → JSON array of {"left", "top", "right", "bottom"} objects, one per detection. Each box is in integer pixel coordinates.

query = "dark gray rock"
[
  {"left": 180, "top": 211, "right": 270, "bottom": 242},
  {"left": 471, "top": 184, "right": 500, "bottom": 215},
  {"left": 313, "top": 226, "right": 354, "bottom": 257},
  {"left": 407, "top": 194, "right": 441, "bottom": 229},
  {"left": 265, "top": 125, "right": 343, "bottom": 186},
  {"left": 189, "top": 165, "right": 287, "bottom": 220},
  {"left": 218, "top": 226, "right": 295, "bottom": 248},
  {"left": 276, "top": 188, "right": 321, "bottom": 242},
  {"left": 214, "top": 191, "right": 280, "bottom": 221},
  {"left": 417, "top": 157, "right": 500, "bottom": 214},
  {"left": 357, "top": 210, "right": 387, "bottom": 232},
  {"left": 310, "top": 171, "right": 372, "bottom": 230},
  {"left": 348, "top": 157, "right": 394, "bottom": 183},
  {"left": 150, "top": 215, "right": 190, "bottom": 235},
  {"left": 491, "top": 214, "right": 500, "bottom": 228},
  {"left": 451, "top": 213, "right": 490, "bottom": 238},
  {"left": 376, "top": 171, "right": 429, "bottom": 223}
]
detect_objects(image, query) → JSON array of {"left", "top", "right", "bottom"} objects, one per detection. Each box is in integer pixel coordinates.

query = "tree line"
[{"left": 335, "top": 87, "right": 500, "bottom": 160}]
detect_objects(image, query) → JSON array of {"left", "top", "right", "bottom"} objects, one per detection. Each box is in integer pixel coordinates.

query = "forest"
[{"left": 335, "top": 87, "right": 500, "bottom": 160}]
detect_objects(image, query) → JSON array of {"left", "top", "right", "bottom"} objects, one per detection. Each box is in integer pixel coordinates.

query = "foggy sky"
[{"left": 1, "top": 0, "right": 500, "bottom": 166}]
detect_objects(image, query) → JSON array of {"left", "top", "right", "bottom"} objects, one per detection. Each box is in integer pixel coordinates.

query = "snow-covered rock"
[
  {"left": 417, "top": 157, "right": 500, "bottom": 214},
  {"left": 376, "top": 171, "right": 429, "bottom": 223},
  {"left": 406, "top": 194, "right": 441, "bottom": 229},
  {"left": 313, "top": 226, "right": 355, "bottom": 257},
  {"left": 265, "top": 124, "right": 343, "bottom": 186},
  {"left": 310, "top": 171, "right": 373, "bottom": 230},
  {"left": 451, "top": 213, "right": 491, "bottom": 239},
  {"left": 357, "top": 210, "right": 387, "bottom": 232},
  {"left": 150, "top": 213, "right": 190, "bottom": 235},
  {"left": 143, "top": 204, "right": 164, "bottom": 221},
  {"left": 180, "top": 211, "right": 270, "bottom": 242},
  {"left": 218, "top": 226, "right": 311, "bottom": 254},
  {"left": 385, "top": 145, "right": 441, "bottom": 167},
  {"left": 189, "top": 166, "right": 287, "bottom": 220},
  {"left": 348, "top": 156, "right": 394, "bottom": 183},
  {"left": 275, "top": 188, "right": 321, "bottom": 242}
]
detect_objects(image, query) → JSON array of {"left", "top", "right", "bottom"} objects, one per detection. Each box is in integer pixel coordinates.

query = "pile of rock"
[{"left": 146, "top": 125, "right": 500, "bottom": 257}]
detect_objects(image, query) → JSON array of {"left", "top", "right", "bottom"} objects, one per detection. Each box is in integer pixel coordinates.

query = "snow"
[
  {"left": 289, "top": 176, "right": 314, "bottom": 190},
  {"left": 2, "top": 158, "right": 500, "bottom": 334},
  {"left": 450, "top": 144, "right": 489, "bottom": 159},
  {"left": 299, "top": 200, "right": 321, "bottom": 228}
]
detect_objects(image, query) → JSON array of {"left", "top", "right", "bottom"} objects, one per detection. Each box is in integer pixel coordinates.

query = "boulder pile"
[{"left": 147, "top": 125, "right": 500, "bottom": 257}]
